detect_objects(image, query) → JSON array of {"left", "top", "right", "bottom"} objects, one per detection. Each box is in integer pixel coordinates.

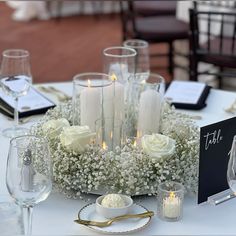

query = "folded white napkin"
[{"left": 6, "top": 1, "right": 50, "bottom": 21}]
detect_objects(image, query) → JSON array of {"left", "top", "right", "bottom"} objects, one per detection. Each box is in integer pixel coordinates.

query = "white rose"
[
  {"left": 60, "top": 126, "right": 95, "bottom": 153},
  {"left": 141, "top": 134, "right": 175, "bottom": 159},
  {"left": 42, "top": 118, "right": 70, "bottom": 139}
]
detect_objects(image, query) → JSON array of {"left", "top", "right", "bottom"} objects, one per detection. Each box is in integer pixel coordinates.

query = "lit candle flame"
[
  {"left": 133, "top": 140, "right": 137, "bottom": 147},
  {"left": 169, "top": 191, "right": 175, "bottom": 199},
  {"left": 111, "top": 73, "right": 117, "bottom": 81},
  {"left": 88, "top": 79, "right": 91, "bottom": 88},
  {"left": 137, "top": 131, "right": 142, "bottom": 139},
  {"left": 102, "top": 141, "right": 107, "bottom": 150},
  {"left": 110, "top": 131, "right": 113, "bottom": 139},
  {"left": 141, "top": 79, "right": 146, "bottom": 84}
]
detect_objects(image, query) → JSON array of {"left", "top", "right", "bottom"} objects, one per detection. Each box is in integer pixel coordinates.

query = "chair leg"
[
  {"left": 168, "top": 42, "right": 174, "bottom": 76},
  {"left": 218, "top": 67, "right": 223, "bottom": 89},
  {"left": 189, "top": 53, "right": 198, "bottom": 81}
]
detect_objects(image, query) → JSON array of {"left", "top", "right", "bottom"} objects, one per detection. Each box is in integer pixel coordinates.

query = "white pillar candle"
[
  {"left": 102, "top": 81, "right": 125, "bottom": 150},
  {"left": 137, "top": 89, "right": 161, "bottom": 136},
  {"left": 109, "top": 63, "right": 130, "bottom": 84},
  {"left": 163, "top": 192, "right": 181, "bottom": 219},
  {"left": 80, "top": 81, "right": 101, "bottom": 132}
]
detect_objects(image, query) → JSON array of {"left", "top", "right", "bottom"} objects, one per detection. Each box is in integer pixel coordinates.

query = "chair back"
[{"left": 189, "top": 8, "right": 236, "bottom": 58}]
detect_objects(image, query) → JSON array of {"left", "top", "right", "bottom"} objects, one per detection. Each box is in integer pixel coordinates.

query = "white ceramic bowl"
[{"left": 96, "top": 194, "right": 133, "bottom": 219}]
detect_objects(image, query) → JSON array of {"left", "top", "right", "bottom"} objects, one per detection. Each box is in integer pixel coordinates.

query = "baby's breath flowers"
[{"left": 31, "top": 101, "right": 199, "bottom": 199}]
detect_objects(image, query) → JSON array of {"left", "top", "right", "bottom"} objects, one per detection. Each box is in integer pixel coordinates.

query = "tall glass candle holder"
[
  {"left": 72, "top": 73, "right": 113, "bottom": 132},
  {"left": 123, "top": 39, "right": 150, "bottom": 81},
  {"left": 126, "top": 73, "right": 165, "bottom": 138},
  {"left": 103, "top": 46, "right": 136, "bottom": 85},
  {"left": 158, "top": 181, "right": 184, "bottom": 222},
  {"left": 96, "top": 118, "right": 124, "bottom": 151}
]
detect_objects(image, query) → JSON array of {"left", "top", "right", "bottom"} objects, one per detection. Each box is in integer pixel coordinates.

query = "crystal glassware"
[
  {"left": 6, "top": 135, "right": 52, "bottom": 235},
  {"left": 123, "top": 39, "right": 150, "bottom": 81},
  {"left": 157, "top": 181, "right": 184, "bottom": 222},
  {"left": 95, "top": 118, "right": 124, "bottom": 151},
  {"left": 72, "top": 73, "right": 113, "bottom": 132},
  {"left": 0, "top": 49, "right": 32, "bottom": 138},
  {"left": 227, "top": 136, "right": 236, "bottom": 193},
  {"left": 126, "top": 73, "right": 165, "bottom": 138},
  {"left": 103, "top": 46, "right": 136, "bottom": 85}
]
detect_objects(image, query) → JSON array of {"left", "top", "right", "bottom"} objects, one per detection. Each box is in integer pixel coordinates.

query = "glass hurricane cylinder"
[
  {"left": 157, "top": 182, "right": 184, "bottom": 222},
  {"left": 96, "top": 118, "right": 124, "bottom": 152},
  {"left": 72, "top": 73, "right": 113, "bottom": 132},
  {"left": 123, "top": 39, "right": 150, "bottom": 80},
  {"left": 126, "top": 73, "right": 165, "bottom": 138},
  {"left": 103, "top": 46, "right": 137, "bottom": 85}
]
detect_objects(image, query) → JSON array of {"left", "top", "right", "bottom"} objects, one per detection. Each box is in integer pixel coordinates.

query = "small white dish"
[
  {"left": 96, "top": 194, "right": 133, "bottom": 219},
  {"left": 78, "top": 202, "right": 152, "bottom": 234}
]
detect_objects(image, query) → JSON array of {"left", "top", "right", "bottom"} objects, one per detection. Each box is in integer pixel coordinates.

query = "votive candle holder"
[{"left": 157, "top": 181, "right": 184, "bottom": 222}]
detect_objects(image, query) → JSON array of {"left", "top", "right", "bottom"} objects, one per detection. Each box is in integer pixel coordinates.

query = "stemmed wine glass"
[
  {"left": 0, "top": 49, "right": 32, "bottom": 138},
  {"left": 6, "top": 135, "right": 52, "bottom": 235},
  {"left": 227, "top": 135, "right": 236, "bottom": 193}
]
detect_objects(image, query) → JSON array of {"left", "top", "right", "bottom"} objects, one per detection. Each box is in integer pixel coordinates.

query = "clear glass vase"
[
  {"left": 123, "top": 39, "right": 150, "bottom": 81},
  {"left": 95, "top": 118, "right": 124, "bottom": 151},
  {"left": 103, "top": 46, "right": 136, "bottom": 85},
  {"left": 126, "top": 73, "right": 165, "bottom": 138},
  {"left": 157, "top": 181, "right": 184, "bottom": 222},
  {"left": 72, "top": 73, "right": 113, "bottom": 132}
]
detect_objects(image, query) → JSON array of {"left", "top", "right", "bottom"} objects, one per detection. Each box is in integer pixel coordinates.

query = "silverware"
[
  {"left": 189, "top": 115, "right": 202, "bottom": 120},
  {"left": 47, "top": 86, "right": 71, "bottom": 100},
  {"left": 74, "top": 211, "right": 154, "bottom": 227},
  {"left": 37, "top": 86, "right": 71, "bottom": 102}
]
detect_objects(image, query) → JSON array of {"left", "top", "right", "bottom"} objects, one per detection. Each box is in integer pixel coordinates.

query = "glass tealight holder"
[
  {"left": 126, "top": 73, "right": 165, "bottom": 138},
  {"left": 72, "top": 73, "right": 113, "bottom": 132},
  {"left": 103, "top": 46, "right": 136, "bottom": 85},
  {"left": 96, "top": 118, "right": 124, "bottom": 152},
  {"left": 157, "top": 181, "right": 184, "bottom": 222}
]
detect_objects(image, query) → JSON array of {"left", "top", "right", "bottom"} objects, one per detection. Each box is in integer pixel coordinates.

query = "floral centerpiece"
[{"left": 31, "top": 101, "right": 199, "bottom": 199}]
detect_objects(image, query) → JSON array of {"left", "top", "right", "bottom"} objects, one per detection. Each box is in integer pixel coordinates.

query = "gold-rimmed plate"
[{"left": 77, "top": 203, "right": 152, "bottom": 234}]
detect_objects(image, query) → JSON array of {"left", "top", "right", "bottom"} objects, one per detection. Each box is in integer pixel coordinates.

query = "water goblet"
[
  {"left": 227, "top": 135, "right": 236, "bottom": 193},
  {"left": 0, "top": 49, "right": 32, "bottom": 138},
  {"left": 123, "top": 39, "right": 150, "bottom": 81},
  {"left": 6, "top": 135, "right": 52, "bottom": 235}
]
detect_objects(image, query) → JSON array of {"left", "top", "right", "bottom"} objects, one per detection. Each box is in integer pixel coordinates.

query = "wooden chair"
[
  {"left": 120, "top": 1, "right": 189, "bottom": 77},
  {"left": 189, "top": 8, "right": 236, "bottom": 88},
  {"left": 133, "top": 1, "right": 176, "bottom": 17}
]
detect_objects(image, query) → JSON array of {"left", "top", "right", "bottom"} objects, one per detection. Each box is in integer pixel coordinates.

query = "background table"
[{"left": 0, "top": 82, "right": 236, "bottom": 235}]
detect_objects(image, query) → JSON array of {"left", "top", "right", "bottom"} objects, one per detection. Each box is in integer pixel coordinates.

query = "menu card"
[
  {"left": 0, "top": 86, "right": 55, "bottom": 118},
  {"left": 164, "top": 81, "right": 211, "bottom": 110}
]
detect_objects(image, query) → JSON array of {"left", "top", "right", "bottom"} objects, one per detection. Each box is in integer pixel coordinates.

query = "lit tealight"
[
  {"left": 111, "top": 73, "right": 118, "bottom": 81},
  {"left": 102, "top": 141, "right": 108, "bottom": 150}
]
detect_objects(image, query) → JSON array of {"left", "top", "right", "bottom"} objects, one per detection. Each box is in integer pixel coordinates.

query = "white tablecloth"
[{"left": 0, "top": 82, "right": 236, "bottom": 235}]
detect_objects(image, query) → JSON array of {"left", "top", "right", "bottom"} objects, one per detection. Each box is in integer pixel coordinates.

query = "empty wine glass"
[
  {"left": 6, "top": 135, "right": 52, "bottom": 235},
  {"left": 0, "top": 49, "right": 32, "bottom": 138},
  {"left": 123, "top": 39, "right": 150, "bottom": 81},
  {"left": 227, "top": 135, "right": 236, "bottom": 193}
]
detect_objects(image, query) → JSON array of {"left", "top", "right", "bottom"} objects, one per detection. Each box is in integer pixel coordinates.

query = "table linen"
[{"left": 0, "top": 82, "right": 236, "bottom": 235}]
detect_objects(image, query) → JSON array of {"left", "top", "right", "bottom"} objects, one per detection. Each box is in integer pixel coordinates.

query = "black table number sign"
[{"left": 198, "top": 117, "right": 236, "bottom": 204}]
